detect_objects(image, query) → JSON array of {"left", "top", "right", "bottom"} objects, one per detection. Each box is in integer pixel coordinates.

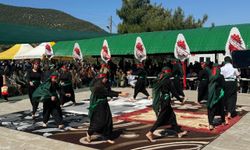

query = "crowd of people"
[
  {"left": 0, "top": 56, "right": 249, "bottom": 143},
  {"left": 0, "top": 58, "right": 249, "bottom": 99}
]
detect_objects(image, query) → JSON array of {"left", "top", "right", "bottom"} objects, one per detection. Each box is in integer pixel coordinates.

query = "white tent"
[
  {"left": 18, "top": 42, "right": 53, "bottom": 59},
  {"left": 10, "top": 44, "right": 34, "bottom": 60}
]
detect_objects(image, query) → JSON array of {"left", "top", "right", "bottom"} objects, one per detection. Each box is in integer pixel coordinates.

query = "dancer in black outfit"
[
  {"left": 130, "top": 63, "right": 151, "bottom": 101},
  {"left": 197, "top": 62, "right": 210, "bottom": 104},
  {"left": 207, "top": 63, "right": 227, "bottom": 130},
  {"left": 27, "top": 61, "right": 42, "bottom": 119},
  {"left": 146, "top": 67, "right": 187, "bottom": 142},
  {"left": 59, "top": 65, "right": 76, "bottom": 106},
  {"left": 171, "top": 59, "right": 185, "bottom": 97},
  {"left": 32, "top": 72, "right": 64, "bottom": 129},
  {"left": 86, "top": 73, "right": 128, "bottom": 144}
]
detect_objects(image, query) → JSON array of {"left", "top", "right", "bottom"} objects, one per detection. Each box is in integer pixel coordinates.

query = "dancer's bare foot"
[
  {"left": 196, "top": 101, "right": 202, "bottom": 106},
  {"left": 182, "top": 97, "right": 188, "bottom": 104},
  {"left": 225, "top": 117, "right": 229, "bottom": 125},
  {"left": 209, "top": 125, "right": 214, "bottom": 131},
  {"left": 128, "top": 97, "right": 136, "bottom": 102},
  {"left": 177, "top": 131, "right": 188, "bottom": 138},
  {"left": 42, "top": 122, "right": 47, "bottom": 128},
  {"left": 58, "top": 124, "right": 64, "bottom": 129},
  {"left": 107, "top": 139, "right": 115, "bottom": 144},
  {"left": 86, "top": 132, "right": 91, "bottom": 143},
  {"left": 222, "top": 121, "right": 228, "bottom": 126},
  {"left": 227, "top": 113, "right": 232, "bottom": 119},
  {"left": 146, "top": 132, "right": 156, "bottom": 142}
]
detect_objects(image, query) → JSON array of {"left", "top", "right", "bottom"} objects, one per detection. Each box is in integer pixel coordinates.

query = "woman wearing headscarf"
[
  {"left": 86, "top": 73, "right": 128, "bottom": 144},
  {"left": 146, "top": 67, "right": 187, "bottom": 142},
  {"left": 32, "top": 72, "right": 64, "bottom": 129},
  {"left": 207, "top": 63, "right": 227, "bottom": 130},
  {"left": 27, "top": 60, "right": 42, "bottom": 119}
]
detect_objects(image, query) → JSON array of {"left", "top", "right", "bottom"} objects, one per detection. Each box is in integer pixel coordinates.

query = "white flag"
[
  {"left": 174, "top": 33, "right": 190, "bottom": 61},
  {"left": 101, "top": 39, "right": 111, "bottom": 63},
  {"left": 73, "top": 43, "right": 83, "bottom": 60},
  {"left": 45, "top": 43, "right": 54, "bottom": 58},
  {"left": 134, "top": 37, "right": 147, "bottom": 62},
  {"left": 225, "top": 27, "right": 246, "bottom": 57}
]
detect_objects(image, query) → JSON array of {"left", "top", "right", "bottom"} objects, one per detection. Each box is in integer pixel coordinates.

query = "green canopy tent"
[
  {"left": 53, "top": 23, "right": 250, "bottom": 56},
  {"left": 0, "top": 23, "right": 110, "bottom": 44}
]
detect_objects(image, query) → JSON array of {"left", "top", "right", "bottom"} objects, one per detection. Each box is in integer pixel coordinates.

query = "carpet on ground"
[{"left": 0, "top": 100, "right": 247, "bottom": 150}]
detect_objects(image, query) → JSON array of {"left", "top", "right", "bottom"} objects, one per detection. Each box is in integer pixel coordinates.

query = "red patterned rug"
[{"left": 0, "top": 101, "right": 247, "bottom": 150}]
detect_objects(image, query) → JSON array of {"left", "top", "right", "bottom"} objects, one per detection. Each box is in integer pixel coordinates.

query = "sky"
[{"left": 1, "top": 0, "right": 250, "bottom": 33}]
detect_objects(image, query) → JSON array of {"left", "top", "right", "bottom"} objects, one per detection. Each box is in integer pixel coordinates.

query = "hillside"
[{"left": 0, "top": 3, "right": 106, "bottom": 32}]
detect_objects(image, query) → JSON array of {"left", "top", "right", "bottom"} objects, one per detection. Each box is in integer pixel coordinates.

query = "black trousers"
[
  {"left": 150, "top": 100, "right": 182, "bottom": 133},
  {"left": 28, "top": 86, "right": 39, "bottom": 114},
  {"left": 198, "top": 80, "right": 208, "bottom": 102},
  {"left": 43, "top": 100, "right": 63, "bottom": 125},
  {"left": 60, "top": 88, "right": 76, "bottom": 105},
  {"left": 172, "top": 77, "right": 185, "bottom": 97},
  {"left": 208, "top": 100, "right": 225, "bottom": 125},
  {"left": 224, "top": 81, "right": 237, "bottom": 116},
  {"left": 133, "top": 79, "right": 149, "bottom": 99}
]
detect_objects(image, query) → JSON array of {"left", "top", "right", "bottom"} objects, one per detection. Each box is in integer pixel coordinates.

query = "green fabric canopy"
[
  {"left": 53, "top": 23, "right": 250, "bottom": 57},
  {"left": 0, "top": 23, "right": 110, "bottom": 44}
]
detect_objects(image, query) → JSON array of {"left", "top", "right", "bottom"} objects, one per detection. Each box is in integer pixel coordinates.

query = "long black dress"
[
  {"left": 151, "top": 75, "right": 183, "bottom": 133},
  {"left": 172, "top": 63, "right": 185, "bottom": 97},
  {"left": 27, "top": 69, "right": 42, "bottom": 115},
  {"left": 88, "top": 79, "right": 120, "bottom": 139},
  {"left": 197, "top": 67, "right": 210, "bottom": 102},
  {"left": 59, "top": 71, "right": 75, "bottom": 105},
  {"left": 132, "top": 68, "right": 149, "bottom": 99}
]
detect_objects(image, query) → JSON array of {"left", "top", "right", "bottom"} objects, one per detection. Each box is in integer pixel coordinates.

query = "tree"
[{"left": 117, "top": 0, "right": 208, "bottom": 33}]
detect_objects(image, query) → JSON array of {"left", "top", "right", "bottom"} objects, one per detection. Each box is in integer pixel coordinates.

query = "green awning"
[
  {"left": 53, "top": 23, "right": 250, "bottom": 56},
  {"left": 0, "top": 23, "right": 110, "bottom": 44}
]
